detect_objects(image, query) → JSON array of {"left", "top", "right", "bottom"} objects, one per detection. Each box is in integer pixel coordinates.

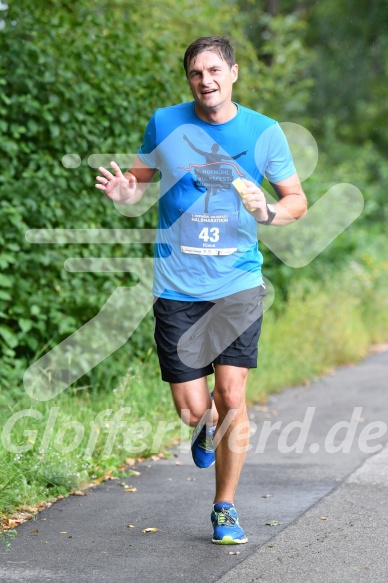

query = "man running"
[{"left": 95, "top": 36, "right": 307, "bottom": 545}]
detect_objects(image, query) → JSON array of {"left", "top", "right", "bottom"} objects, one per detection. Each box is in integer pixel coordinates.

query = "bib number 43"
[{"left": 198, "top": 227, "right": 220, "bottom": 243}]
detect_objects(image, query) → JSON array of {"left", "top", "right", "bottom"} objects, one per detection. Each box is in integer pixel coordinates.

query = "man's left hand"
[{"left": 238, "top": 179, "right": 269, "bottom": 222}]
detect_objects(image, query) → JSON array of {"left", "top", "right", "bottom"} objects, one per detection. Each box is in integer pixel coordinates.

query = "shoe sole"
[
  {"left": 212, "top": 536, "right": 248, "bottom": 545},
  {"left": 194, "top": 459, "right": 215, "bottom": 469}
]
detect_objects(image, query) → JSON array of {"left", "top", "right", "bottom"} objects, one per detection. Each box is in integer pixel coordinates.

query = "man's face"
[{"left": 187, "top": 50, "right": 238, "bottom": 114}]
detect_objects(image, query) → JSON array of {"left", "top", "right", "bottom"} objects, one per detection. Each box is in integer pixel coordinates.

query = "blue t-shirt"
[{"left": 138, "top": 101, "right": 295, "bottom": 301}]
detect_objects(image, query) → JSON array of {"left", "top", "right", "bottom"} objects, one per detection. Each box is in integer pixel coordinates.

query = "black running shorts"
[{"left": 153, "top": 285, "right": 266, "bottom": 384}]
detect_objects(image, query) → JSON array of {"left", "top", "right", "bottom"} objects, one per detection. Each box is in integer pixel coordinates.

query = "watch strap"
[{"left": 256, "top": 203, "right": 276, "bottom": 225}]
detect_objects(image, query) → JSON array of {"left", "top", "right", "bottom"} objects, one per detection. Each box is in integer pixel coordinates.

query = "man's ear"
[{"left": 231, "top": 63, "right": 239, "bottom": 83}]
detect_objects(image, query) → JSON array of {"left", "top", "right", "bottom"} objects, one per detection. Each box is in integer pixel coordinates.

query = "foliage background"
[
  {"left": 0, "top": 0, "right": 387, "bottom": 514},
  {"left": 1, "top": 0, "right": 387, "bottom": 389}
]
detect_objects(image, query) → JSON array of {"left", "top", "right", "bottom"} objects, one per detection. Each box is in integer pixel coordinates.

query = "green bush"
[
  {"left": 1, "top": 1, "right": 159, "bottom": 388},
  {"left": 1, "top": 0, "right": 318, "bottom": 391},
  {"left": 247, "top": 255, "right": 388, "bottom": 401}
]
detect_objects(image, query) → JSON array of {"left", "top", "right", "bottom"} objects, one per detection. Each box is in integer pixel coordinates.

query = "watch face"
[{"left": 266, "top": 204, "right": 276, "bottom": 223}]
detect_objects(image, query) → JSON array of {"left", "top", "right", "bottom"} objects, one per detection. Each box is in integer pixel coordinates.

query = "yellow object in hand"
[
  {"left": 232, "top": 178, "right": 247, "bottom": 198},
  {"left": 232, "top": 178, "right": 255, "bottom": 211}
]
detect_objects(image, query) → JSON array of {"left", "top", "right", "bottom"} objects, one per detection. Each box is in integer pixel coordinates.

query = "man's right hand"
[{"left": 95, "top": 161, "right": 137, "bottom": 203}]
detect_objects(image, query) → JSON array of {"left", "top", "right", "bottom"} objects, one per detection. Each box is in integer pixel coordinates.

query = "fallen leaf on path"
[
  {"left": 1, "top": 506, "right": 46, "bottom": 530},
  {"left": 265, "top": 520, "right": 281, "bottom": 526},
  {"left": 123, "top": 487, "right": 137, "bottom": 493},
  {"left": 227, "top": 551, "right": 240, "bottom": 555},
  {"left": 142, "top": 528, "right": 159, "bottom": 533},
  {"left": 60, "top": 531, "right": 67, "bottom": 534},
  {"left": 320, "top": 516, "right": 329, "bottom": 520},
  {"left": 127, "top": 524, "right": 135, "bottom": 529},
  {"left": 3, "top": 519, "right": 20, "bottom": 528}
]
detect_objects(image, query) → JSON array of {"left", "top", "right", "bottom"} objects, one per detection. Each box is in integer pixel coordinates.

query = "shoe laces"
[
  {"left": 199, "top": 431, "right": 214, "bottom": 452},
  {"left": 193, "top": 424, "right": 215, "bottom": 452},
  {"left": 214, "top": 507, "right": 237, "bottom": 526}
]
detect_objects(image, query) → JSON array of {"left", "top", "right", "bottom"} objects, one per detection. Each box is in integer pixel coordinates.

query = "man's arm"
[
  {"left": 95, "top": 155, "right": 157, "bottom": 205},
  {"left": 237, "top": 173, "right": 307, "bottom": 226},
  {"left": 266, "top": 173, "right": 307, "bottom": 225}
]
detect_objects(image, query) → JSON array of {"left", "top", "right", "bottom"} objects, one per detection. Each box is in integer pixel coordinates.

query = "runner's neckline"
[{"left": 191, "top": 102, "right": 241, "bottom": 127}]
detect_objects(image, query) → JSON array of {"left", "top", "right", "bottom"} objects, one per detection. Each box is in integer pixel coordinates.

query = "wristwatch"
[{"left": 256, "top": 203, "right": 276, "bottom": 225}]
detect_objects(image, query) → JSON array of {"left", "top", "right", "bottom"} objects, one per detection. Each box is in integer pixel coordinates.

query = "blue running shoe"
[
  {"left": 191, "top": 423, "right": 216, "bottom": 469},
  {"left": 211, "top": 502, "right": 248, "bottom": 544}
]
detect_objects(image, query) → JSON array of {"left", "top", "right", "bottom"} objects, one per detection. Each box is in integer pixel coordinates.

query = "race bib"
[{"left": 180, "top": 212, "right": 238, "bottom": 256}]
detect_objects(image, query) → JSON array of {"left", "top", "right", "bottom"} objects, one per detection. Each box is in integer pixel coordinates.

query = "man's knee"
[
  {"left": 170, "top": 378, "right": 212, "bottom": 426},
  {"left": 215, "top": 393, "right": 244, "bottom": 414},
  {"left": 214, "top": 380, "right": 247, "bottom": 413},
  {"left": 179, "top": 405, "right": 213, "bottom": 427}
]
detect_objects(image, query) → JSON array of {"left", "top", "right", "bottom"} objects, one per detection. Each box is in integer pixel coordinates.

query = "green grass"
[
  {"left": 0, "top": 355, "right": 182, "bottom": 521},
  {"left": 1, "top": 252, "right": 388, "bottom": 522},
  {"left": 247, "top": 253, "right": 388, "bottom": 401}
]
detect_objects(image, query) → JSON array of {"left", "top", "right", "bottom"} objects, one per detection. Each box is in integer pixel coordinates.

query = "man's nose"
[{"left": 201, "top": 70, "right": 212, "bottom": 85}]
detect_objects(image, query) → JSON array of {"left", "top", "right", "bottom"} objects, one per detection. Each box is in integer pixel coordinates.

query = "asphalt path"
[{"left": 1, "top": 350, "right": 387, "bottom": 583}]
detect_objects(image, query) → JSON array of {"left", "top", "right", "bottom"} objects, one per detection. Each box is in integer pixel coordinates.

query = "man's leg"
[
  {"left": 213, "top": 364, "right": 249, "bottom": 503},
  {"left": 170, "top": 377, "right": 219, "bottom": 469},
  {"left": 169, "top": 377, "right": 217, "bottom": 427},
  {"left": 210, "top": 364, "right": 250, "bottom": 544}
]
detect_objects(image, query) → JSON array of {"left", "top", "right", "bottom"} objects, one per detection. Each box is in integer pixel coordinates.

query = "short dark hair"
[{"left": 183, "top": 36, "right": 236, "bottom": 75}]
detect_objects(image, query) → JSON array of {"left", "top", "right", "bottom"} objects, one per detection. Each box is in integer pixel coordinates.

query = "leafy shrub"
[{"left": 0, "top": 0, "right": 317, "bottom": 390}]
